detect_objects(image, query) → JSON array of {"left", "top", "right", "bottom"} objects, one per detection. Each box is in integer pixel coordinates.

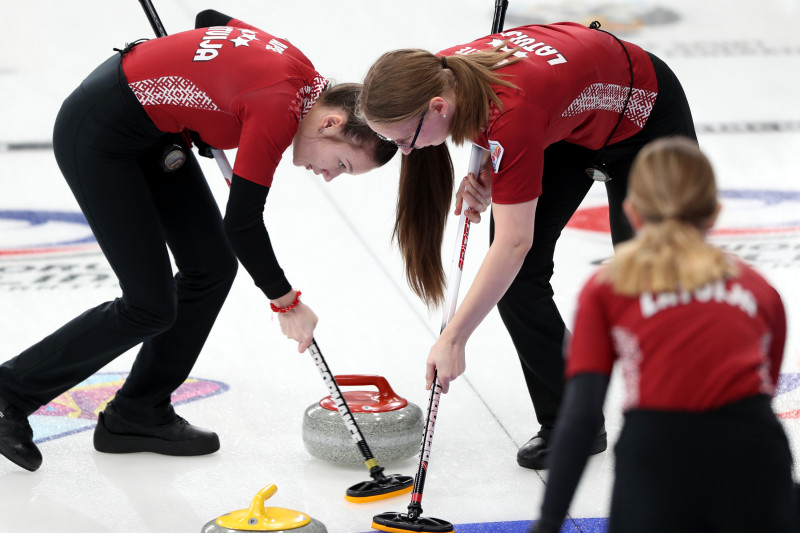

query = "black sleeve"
[
  {"left": 223, "top": 174, "right": 292, "bottom": 300},
  {"left": 535, "top": 373, "right": 610, "bottom": 533},
  {"left": 195, "top": 9, "right": 234, "bottom": 28}
]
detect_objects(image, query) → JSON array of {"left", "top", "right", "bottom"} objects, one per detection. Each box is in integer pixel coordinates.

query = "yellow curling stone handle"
[{"left": 216, "top": 484, "right": 312, "bottom": 531}]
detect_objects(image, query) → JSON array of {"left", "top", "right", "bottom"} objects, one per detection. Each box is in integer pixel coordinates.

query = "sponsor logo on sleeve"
[{"left": 488, "top": 140, "right": 504, "bottom": 173}]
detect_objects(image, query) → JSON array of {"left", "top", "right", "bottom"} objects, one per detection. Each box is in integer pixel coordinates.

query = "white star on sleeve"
[{"left": 230, "top": 35, "right": 251, "bottom": 47}]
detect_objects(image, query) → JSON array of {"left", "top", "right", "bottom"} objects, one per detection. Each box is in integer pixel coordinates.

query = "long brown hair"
[
  {"left": 359, "top": 47, "right": 519, "bottom": 307},
  {"left": 319, "top": 82, "right": 397, "bottom": 166},
  {"left": 599, "top": 136, "right": 737, "bottom": 295}
]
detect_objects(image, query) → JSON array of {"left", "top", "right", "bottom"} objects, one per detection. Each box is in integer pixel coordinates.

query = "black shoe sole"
[
  {"left": 517, "top": 434, "right": 608, "bottom": 471},
  {"left": 0, "top": 440, "right": 42, "bottom": 472},
  {"left": 590, "top": 434, "right": 608, "bottom": 456},
  {"left": 517, "top": 454, "right": 548, "bottom": 470},
  {"left": 93, "top": 414, "right": 220, "bottom": 456}
]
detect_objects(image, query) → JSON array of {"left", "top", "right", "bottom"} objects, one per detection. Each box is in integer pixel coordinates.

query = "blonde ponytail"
[{"left": 599, "top": 137, "right": 737, "bottom": 295}]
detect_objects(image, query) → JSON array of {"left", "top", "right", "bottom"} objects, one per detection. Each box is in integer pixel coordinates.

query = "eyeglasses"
[{"left": 376, "top": 110, "right": 427, "bottom": 149}]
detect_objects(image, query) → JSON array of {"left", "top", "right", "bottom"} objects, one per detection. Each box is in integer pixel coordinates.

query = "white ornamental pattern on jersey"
[
  {"left": 128, "top": 77, "right": 220, "bottom": 111},
  {"left": 610, "top": 325, "right": 643, "bottom": 409},
  {"left": 289, "top": 74, "right": 329, "bottom": 122},
  {"left": 561, "top": 83, "right": 657, "bottom": 128}
]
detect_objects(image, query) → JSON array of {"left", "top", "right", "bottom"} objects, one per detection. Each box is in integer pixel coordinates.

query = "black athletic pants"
[
  {"left": 0, "top": 54, "right": 238, "bottom": 425},
  {"left": 489, "top": 53, "right": 697, "bottom": 429},
  {"left": 610, "top": 395, "right": 799, "bottom": 532}
]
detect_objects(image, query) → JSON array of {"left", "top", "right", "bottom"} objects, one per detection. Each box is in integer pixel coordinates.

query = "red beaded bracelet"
[{"left": 270, "top": 291, "right": 302, "bottom": 313}]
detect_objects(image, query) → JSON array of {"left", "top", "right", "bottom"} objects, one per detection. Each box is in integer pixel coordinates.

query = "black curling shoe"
[
  {"left": 517, "top": 426, "right": 607, "bottom": 470},
  {"left": 94, "top": 402, "right": 220, "bottom": 456},
  {"left": 0, "top": 404, "right": 43, "bottom": 472}
]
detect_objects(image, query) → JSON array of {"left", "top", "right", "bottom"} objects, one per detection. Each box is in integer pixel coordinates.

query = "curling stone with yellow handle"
[{"left": 201, "top": 484, "right": 327, "bottom": 533}]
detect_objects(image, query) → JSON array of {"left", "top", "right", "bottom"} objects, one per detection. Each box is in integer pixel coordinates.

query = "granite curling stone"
[
  {"left": 302, "top": 374, "right": 423, "bottom": 464},
  {"left": 201, "top": 484, "right": 327, "bottom": 533}
]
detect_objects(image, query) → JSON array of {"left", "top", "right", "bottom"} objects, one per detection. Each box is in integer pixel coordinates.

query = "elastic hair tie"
[{"left": 441, "top": 56, "right": 448, "bottom": 69}]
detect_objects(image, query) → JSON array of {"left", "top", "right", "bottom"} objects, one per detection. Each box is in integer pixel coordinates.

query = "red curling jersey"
[
  {"left": 121, "top": 19, "right": 327, "bottom": 187},
  {"left": 566, "top": 259, "right": 786, "bottom": 412},
  {"left": 438, "top": 22, "right": 658, "bottom": 204}
]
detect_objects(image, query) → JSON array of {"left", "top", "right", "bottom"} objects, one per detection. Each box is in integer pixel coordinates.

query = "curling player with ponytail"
[
  {"left": 358, "top": 20, "right": 696, "bottom": 470},
  {"left": 530, "top": 137, "right": 799, "bottom": 533}
]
